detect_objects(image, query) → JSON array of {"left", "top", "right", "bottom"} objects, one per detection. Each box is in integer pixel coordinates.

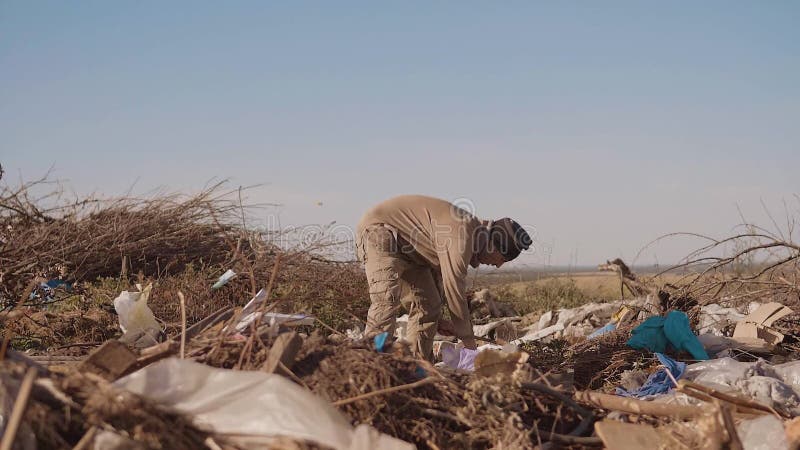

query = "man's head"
[{"left": 472, "top": 218, "right": 532, "bottom": 268}]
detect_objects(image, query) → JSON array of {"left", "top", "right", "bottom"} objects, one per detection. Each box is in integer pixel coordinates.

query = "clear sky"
[{"left": 2, "top": 1, "right": 798, "bottom": 267}]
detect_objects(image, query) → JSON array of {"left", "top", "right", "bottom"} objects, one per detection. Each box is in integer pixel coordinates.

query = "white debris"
[
  {"left": 684, "top": 357, "right": 800, "bottom": 414},
  {"left": 114, "top": 358, "right": 413, "bottom": 450},
  {"left": 230, "top": 289, "right": 314, "bottom": 333},
  {"left": 697, "top": 303, "right": 746, "bottom": 336},
  {"left": 113, "top": 283, "right": 162, "bottom": 348},
  {"left": 737, "top": 415, "right": 789, "bottom": 450}
]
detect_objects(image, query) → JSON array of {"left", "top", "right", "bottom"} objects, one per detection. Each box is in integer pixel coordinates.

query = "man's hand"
[
  {"left": 461, "top": 336, "right": 477, "bottom": 350},
  {"left": 437, "top": 319, "right": 456, "bottom": 336}
]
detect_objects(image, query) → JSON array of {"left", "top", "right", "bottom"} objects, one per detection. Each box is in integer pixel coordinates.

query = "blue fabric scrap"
[
  {"left": 626, "top": 311, "right": 709, "bottom": 360},
  {"left": 615, "top": 353, "right": 686, "bottom": 398},
  {"left": 373, "top": 332, "right": 389, "bottom": 352}
]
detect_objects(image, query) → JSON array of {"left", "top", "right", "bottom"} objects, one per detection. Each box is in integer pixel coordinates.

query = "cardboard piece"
[
  {"left": 595, "top": 421, "right": 668, "bottom": 450},
  {"left": 474, "top": 349, "right": 529, "bottom": 378},
  {"left": 733, "top": 302, "right": 793, "bottom": 345},
  {"left": 698, "top": 333, "right": 774, "bottom": 356},
  {"left": 576, "top": 391, "right": 702, "bottom": 419},
  {"left": 78, "top": 340, "right": 138, "bottom": 381}
]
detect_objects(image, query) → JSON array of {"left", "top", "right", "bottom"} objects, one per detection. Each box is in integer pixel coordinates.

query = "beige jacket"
[{"left": 357, "top": 195, "right": 482, "bottom": 339}]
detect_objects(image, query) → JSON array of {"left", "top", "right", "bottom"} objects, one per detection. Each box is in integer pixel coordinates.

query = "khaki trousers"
[{"left": 359, "top": 225, "right": 442, "bottom": 361}]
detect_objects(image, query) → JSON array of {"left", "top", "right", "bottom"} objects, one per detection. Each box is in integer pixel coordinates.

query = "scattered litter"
[
  {"left": 6, "top": 180, "right": 800, "bottom": 450},
  {"left": 472, "top": 317, "right": 519, "bottom": 341},
  {"left": 78, "top": 340, "right": 138, "bottom": 381},
  {"left": 512, "top": 323, "right": 564, "bottom": 344},
  {"left": 230, "top": 288, "right": 314, "bottom": 332},
  {"left": 394, "top": 314, "right": 409, "bottom": 341},
  {"left": 211, "top": 269, "right": 237, "bottom": 289}
]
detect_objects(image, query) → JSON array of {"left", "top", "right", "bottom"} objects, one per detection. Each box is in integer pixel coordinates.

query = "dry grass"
[
  {"left": 483, "top": 272, "right": 683, "bottom": 315},
  {"left": 0, "top": 176, "right": 370, "bottom": 354}
]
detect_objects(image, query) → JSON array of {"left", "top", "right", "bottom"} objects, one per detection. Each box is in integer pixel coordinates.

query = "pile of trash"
[
  {"left": 423, "top": 278, "right": 800, "bottom": 449},
  {"left": 0, "top": 283, "right": 591, "bottom": 449},
  {"left": 5, "top": 177, "right": 800, "bottom": 448},
  {"left": 8, "top": 272, "right": 800, "bottom": 449},
  {"left": 1, "top": 276, "right": 798, "bottom": 450}
]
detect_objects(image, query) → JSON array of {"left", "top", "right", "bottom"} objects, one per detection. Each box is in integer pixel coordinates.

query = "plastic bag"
[
  {"left": 737, "top": 415, "right": 789, "bottom": 450},
  {"left": 685, "top": 358, "right": 800, "bottom": 414},
  {"left": 114, "top": 358, "right": 413, "bottom": 450},
  {"left": 230, "top": 289, "right": 313, "bottom": 333},
  {"left": 113, "top": 284, "right": 161, "bottom": 347},
  {"left": 441, "top": 346, "right": 479, "bottom": 371}
]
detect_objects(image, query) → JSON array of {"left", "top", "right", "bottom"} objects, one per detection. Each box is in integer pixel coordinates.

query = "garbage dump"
[{"left": 3, "top": 178, "right": 800, "bottom": 449}]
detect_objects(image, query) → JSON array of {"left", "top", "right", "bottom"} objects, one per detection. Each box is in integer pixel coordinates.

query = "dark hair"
[{"left": 489, "top": 218, "right": 532, "bottom": 262}]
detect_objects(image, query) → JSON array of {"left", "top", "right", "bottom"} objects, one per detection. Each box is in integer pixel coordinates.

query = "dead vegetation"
[{"left": 0, "top": 175, "right": 370, "bottom": 353}]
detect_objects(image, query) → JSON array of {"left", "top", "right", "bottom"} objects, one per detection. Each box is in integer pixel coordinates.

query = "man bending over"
[{"left": 356, "top": 195, "right": 532, "bottom": 361}]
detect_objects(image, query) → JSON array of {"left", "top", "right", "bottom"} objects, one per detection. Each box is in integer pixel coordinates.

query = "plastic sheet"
[
  {"left": 737, "top": 415, "right": 789, "bottom": 450},
  {"left": 441, "top": 346, "right": 479, "bottom": 371},
  {"left": 685, "top": 358, "right": 775, "bottom": 388},
  {"left": 774, "top": 361, "right": 800, "bottom": 391},
  {"left": 114, "top": 358, "right": 413, "bottom": 450},
  {"left": 685, "top": 357, "right": 800, "bottom": 414},
  {"left": 698, "top": 304, "right": 745, "bottom": 336}
]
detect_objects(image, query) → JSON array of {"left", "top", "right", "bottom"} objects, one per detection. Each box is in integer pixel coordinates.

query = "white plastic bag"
[
  {"left": 114, "top": 358, "right": 413, "bottom": 450},
  {"left": 113, "top": 283, "right": 161, "bottom": 347}
]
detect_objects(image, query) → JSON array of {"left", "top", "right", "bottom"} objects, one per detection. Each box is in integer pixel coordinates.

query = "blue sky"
[{"left": 2, "top": 1, "right": 798, "bottom": 266}]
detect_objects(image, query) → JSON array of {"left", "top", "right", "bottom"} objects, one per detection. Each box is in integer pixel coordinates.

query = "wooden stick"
[
  {"left": 178, "top": 291, "right": 187, "bottom": 359},
  {"left": 535, "top": 429, "right": 603, "bottom": 446},
  {"left": 678, "top": 380, "right": 781, "bottom": 417},
  {"left": 718, "top": 401, "right": 743, "bottom": 450},
  {"left": 0, "top": 329, "right": 12, "bottom": 361},
  {"left": 72, "top": 426, "right": 98, "bottom": 450},
  {"left": 332, "top": 377, "right": 435, "bottom": 406},
  {"left": 0, "top": 367, "right": 37, "bottom": 450},
  {"left": 574, "top": 390, "right": 702, "bottom": 419},
  {"left": 0, "top": 282, "right": 34, "bottom": 362}
]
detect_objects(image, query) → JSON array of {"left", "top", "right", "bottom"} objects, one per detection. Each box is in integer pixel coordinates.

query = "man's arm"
[{"left": 437, "top": 248, "right": 476, "bottom": 349}]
